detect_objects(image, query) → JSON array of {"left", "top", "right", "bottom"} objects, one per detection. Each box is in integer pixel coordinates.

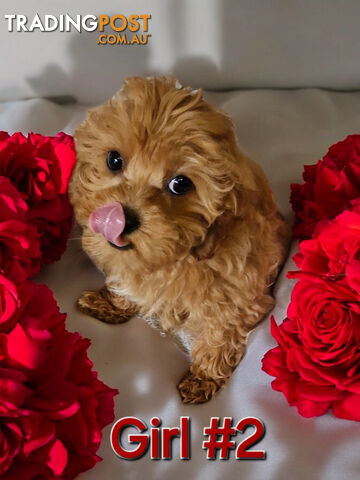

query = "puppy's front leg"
[
  {"left": 178, "top": 323, "right": 247, "bottom": 404},
  {"left": 77, "top": 286, "right": 138, "bottom": 324}
]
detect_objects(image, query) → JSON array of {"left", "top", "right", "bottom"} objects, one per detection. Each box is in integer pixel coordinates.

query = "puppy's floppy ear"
[
  {"left": 192, "top": 154, "right": 265, "bottom": 261},
  {"left": 191, "top": 208, "right": 237, "bottom": 261},
  {"left": 191, "top": 184, "right": 244, "bottom": 261}
]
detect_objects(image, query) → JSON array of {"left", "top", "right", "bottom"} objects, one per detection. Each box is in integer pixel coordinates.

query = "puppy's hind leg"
[{"left": 77, "top": 287, "right": 138, "bottom": 324}]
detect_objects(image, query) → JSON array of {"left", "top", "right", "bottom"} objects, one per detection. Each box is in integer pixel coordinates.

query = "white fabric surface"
[
  {"left": 2, "top": 0, "right": 360, "bottom": 103},
  {"left": 1, "top": 89, "right": 360, "bottom": 479}
]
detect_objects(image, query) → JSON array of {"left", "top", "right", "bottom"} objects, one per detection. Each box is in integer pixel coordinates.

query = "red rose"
[
  {"left": 0, "top": 177, "right": 41, "bottom": 282},
  {"left": 291, "top": 135, "right": 360, "bottom": 238},
  {"left": 27, "top": 196, "right": 73, "bottom": 264},
  {"left": 0, "top": 132, "right": 76, "bottom": 264},
  {"left": 292, "top": 210, "right": 360, "bottom": 295},
  {"left": 0, "top": 132, "right": 75, "bottom": 203},
  {"left": 0, "top": 281, "right": 117, "bottom": 479},
  {"left": 262, "top": 277, "right": 360, "bottom": 420},
  {"left": 290, "top": 210, "right": 360, "bottom": 281}
]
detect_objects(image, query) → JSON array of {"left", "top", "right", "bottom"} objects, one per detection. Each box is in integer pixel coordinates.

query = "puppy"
[{"left": 69, "top": 76, "right": 289, "bottom": 404}]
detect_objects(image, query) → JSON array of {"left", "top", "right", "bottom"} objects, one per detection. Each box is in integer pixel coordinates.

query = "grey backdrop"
[{"left": 1, "top": 0, "right": 360, "bottom": 104}]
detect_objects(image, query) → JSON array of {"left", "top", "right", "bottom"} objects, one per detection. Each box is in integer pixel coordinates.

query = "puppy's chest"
[
  {"left": 106, "top": 274, "right": 159, "bottom": 309},
  {"left": 106, "top": 281, "right": 142, "bottom": 305},
  {"left": 106, "top": 275, "right": 193, "bottom": 354}
]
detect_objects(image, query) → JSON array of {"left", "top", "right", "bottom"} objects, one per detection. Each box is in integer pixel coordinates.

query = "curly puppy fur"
[{"left": 69, "top": 76, "right": 289, "bottom": 404}]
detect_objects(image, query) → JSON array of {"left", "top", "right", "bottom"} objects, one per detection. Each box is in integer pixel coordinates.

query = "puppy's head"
[{"left": 69, "top": 76, "right": 260, "bottom": 274}]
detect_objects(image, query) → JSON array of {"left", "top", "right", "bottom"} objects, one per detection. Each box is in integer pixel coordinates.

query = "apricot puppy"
[{"left": 69, "top": 76, "right": 289, "bottom": 404}]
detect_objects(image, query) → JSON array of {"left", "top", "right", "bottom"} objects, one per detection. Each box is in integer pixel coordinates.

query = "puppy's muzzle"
[{"left": 88, "top": 202, "right": 140, "bottom": 248}]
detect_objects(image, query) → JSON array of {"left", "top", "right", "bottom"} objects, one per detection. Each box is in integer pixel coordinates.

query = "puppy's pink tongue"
[{"left": 88, "top": 202, "right": 129, "bottom": 247}]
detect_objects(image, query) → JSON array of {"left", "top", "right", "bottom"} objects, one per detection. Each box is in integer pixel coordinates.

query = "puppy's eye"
[
  {"left": 107, "top": 150, "right": 124, "bottom": 172},
  {"left": 167, "top": 175, "right": 194, "bottom": 196}
]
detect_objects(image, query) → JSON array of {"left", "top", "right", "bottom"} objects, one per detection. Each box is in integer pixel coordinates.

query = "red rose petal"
[
  {"left": 6, "top": 323, "right": 45, "bottom": 370},
  {"left": 295, "top": 397, "right": 330, "bottom": 417},
  {"left": 332, "top": 393, "right": 360, "bottom": 422},
  {"left": 46, "top": 439, "right": 68, "bottom": 476}
]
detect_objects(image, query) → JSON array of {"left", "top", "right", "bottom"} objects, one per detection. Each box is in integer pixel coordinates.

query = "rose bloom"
[
  {"left": 291, "top": 135, "right": 360, "bottom": 238},
  {"left": 27, "top": 196, "right": 74, "bottom": 264},
  {"left": 0, "top": 177, "right": 41, "bottom": 282},
  {"left": 0, "top": 132, "right": 75, "bottom": 203},
  {"left": 0, "top": 281, "right": 117, "bottom": 479},
  {"left": 0, "top": 132, "right": 76, "bottom": 264},
  {"left": 262, "top": 277, "right": 360, "bottom": 420},
  {"left": 292, "top": 209, "right": 360, "bottom": 293}
]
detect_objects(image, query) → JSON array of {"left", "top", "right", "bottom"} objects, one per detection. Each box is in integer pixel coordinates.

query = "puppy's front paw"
[
  {"left": 178, "top": 370, "right": 222, "bottom": 404},
  {"left": 77, "top": 290, "right": 132, "bottom": 324}
]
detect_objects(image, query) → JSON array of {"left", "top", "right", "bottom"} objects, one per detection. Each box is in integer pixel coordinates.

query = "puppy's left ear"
[
  {"left": 192, "top": 155, "right": 266, "bottom": 261},
  {"left": 191, "top": 207, "right": 237, "bottom": 261}
]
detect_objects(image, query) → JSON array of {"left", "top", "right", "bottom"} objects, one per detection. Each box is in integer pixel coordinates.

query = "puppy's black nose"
[{"left": 122, "top": 206, "right": 141, "bottom": 235}]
